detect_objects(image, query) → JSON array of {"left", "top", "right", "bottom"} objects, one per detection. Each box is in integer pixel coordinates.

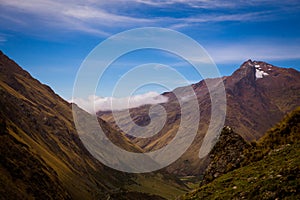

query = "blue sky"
[{"left": 1, "top": 0, "right": 300, "bottom": 101}]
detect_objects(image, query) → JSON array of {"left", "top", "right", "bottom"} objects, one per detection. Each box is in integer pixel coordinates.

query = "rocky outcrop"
[
  {"left": 201, "top": 126, "right": 250, "bottom": 185},
  {"left": 180, "top": 107, "right": 300, "bottom": 200}
]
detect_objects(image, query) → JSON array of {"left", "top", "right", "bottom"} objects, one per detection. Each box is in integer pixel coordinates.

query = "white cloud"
[
  {"left": 206, "top": 41, "right": 300, "bottom": 64},
  {"left": 0, "top": 0, "right": 154, "bottom": 36},
  {"left": 72, "top": 91, "right": 168, "bottom": 114},
  {"left": 180, "top": 12, "right": 272, "bottom": 23},
  {"left": 1, "top": 0, "right": 295, "bottom": 36},
  {"left": 134, "top": 0, "right": 300, "bottom": 9},
  {"left": 135, "top": 0, "right": 235, "bottom": 8},
  {"left": 167, "top": 11, "right": 278, "bottom": 30}
]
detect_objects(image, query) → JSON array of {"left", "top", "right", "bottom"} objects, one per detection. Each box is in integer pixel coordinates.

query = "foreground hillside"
[
  {"left": 0, "top": 51, "right": 186, "bottom": 199},
  {"left": 180, "top": 107, "right": 300, "bottom": 199}
]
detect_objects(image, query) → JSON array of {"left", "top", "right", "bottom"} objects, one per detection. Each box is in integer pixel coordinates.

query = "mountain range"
[
  {"left": 99, "top": 59, "right": 300, "bottom": 175},
  {"left": 0, "top": 50, "right": 299, "bottom": 199}
]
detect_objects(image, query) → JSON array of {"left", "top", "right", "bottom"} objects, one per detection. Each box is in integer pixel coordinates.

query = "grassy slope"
[
  {"left": 126, "top": 173, "right": 188, "bottom": 199},
  {"left": 0, "top": 51, "right": 187, "bottom": 200},
  {"left": 0, "top": 57, "right": 125, "bottom": 199},
  {"left": 181, "top": 144, "right": 299, "bottom": 200},
  {"left": 180, "top": 107, "right": 300, "bottom": 200}
]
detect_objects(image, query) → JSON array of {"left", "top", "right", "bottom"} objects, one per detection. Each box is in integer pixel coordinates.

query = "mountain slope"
[
  {"left": 180, "top": 106, "right": 300, "bottom": 200},
  {"left": 224, "top": 60, "right": 300, "bottom": 140},
  {"left": 0, "top": 51, "right": 186, "bottom": 199},
  {"left": 99, "top": 60, "right": 300, "bottom": 175}
]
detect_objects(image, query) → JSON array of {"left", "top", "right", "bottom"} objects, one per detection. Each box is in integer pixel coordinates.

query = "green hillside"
[{"left": 180, "top": 107, "right": 300, "bottom": 200}]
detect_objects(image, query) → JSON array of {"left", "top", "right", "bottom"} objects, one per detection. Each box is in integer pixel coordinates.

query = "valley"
[{"left": 0, "top": 51, "right": 299, "bottom": 199}]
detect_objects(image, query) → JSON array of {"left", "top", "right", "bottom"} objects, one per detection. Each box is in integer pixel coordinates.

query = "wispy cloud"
[
  {"left": 0, "top": 0, "right": 144, "bottom": 24},
  {"left": 71, "top": 91, "right": 168, "bottom": 113},
  {"left": 134, "top": 0, "right": 300, "bottom": 9},
  {"left": 1, "top": 0, "right": 297, "bottom": 36},
  {"left": 135, "top": 0, "right": 236, "bottom": 8},
  {"left": 206, "top": 41, "right": 300, "bottom": 64},
  {"left": 180, "top": 11, "right": 273, "bottom": 23},
  {"left": 0, "top": 34, "right": 7, "bottom": 43},
  {"left": 168, "top": 12, "right": 267, "bottom": 29},
  {"left": 0, "top": 0, "right": 154, "bottom": 36}
]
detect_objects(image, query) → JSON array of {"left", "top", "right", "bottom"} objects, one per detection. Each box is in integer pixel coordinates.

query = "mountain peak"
[
  {"left": 226, "top": 60, "right": 282, "bottom": 89},
  {"left": 240, "top": 59, "right": 255, "bottom": 68},
  {"left": 240, "top": 60, "right": 278, "bottom": 79},
  {"left": 226, "top": 61, "right": 256, "bottom": 88},
  {"left": 240, "top": 59, "right": 265, "bottom": 68}
]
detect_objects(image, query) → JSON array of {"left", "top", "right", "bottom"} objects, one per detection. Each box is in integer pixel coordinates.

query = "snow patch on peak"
[
  {"left": 255, "top": 64, "right": 260, "bottom": 68},
  {"left": 263, "top": 72, "right": 269, "bottom": 75},
  {"left": 256, "top": 68, "right": 269, "bottom": 79}
]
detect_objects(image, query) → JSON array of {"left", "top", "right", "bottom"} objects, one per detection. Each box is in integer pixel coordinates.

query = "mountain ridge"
[
  {"left": 99, "top": 59, "right": 300, "bottom": 175},
  {"left": 1, "top": 49, "right": 299, "bottom": 198}
]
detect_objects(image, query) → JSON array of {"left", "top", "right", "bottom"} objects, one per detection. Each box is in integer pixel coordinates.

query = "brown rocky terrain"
[{"left": 99, "top": 60, "right": 300, "bottom": 175}]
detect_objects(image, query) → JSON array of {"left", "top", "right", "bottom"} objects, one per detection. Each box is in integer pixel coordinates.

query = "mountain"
[
  {"left": 224, "top": 60, "right": 300, "bottom": 140},
  {"left": 99, "top": 60, "right": 300, "bottom": 175},
  {"left": 0, "top": 51, "right": 187, "bottom": 200},
  {"left": 3, "top": 48, "right": 298, "bottom": 199},
  {"left": 179, "top": 106, "right": 300, "bottom": 200}
]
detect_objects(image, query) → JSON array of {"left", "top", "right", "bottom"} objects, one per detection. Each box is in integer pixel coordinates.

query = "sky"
[{"left": 0, "top": 0, "right": 300, "bottom": 111}]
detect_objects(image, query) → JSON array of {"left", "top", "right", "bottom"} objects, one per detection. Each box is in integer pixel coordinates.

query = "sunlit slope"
[{"left": 0, "top": 50, "right": 187, "bottom": 200}]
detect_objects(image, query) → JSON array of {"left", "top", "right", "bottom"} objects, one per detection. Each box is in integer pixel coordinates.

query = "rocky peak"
[
  {"left": 225, "top": 60, "right": 256, "bottom": 88},
  {"left": 201, "top": 126, "right": 250, "bottom": 185},
  {"left": 224, "top": 60, "right": 280, "bottom": 98},
  {"left": 228, "top": 60, "right": 276, "bottom": 84},
  {"left": 241, "top": 59, "right": 255, "bottom": 68}
]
